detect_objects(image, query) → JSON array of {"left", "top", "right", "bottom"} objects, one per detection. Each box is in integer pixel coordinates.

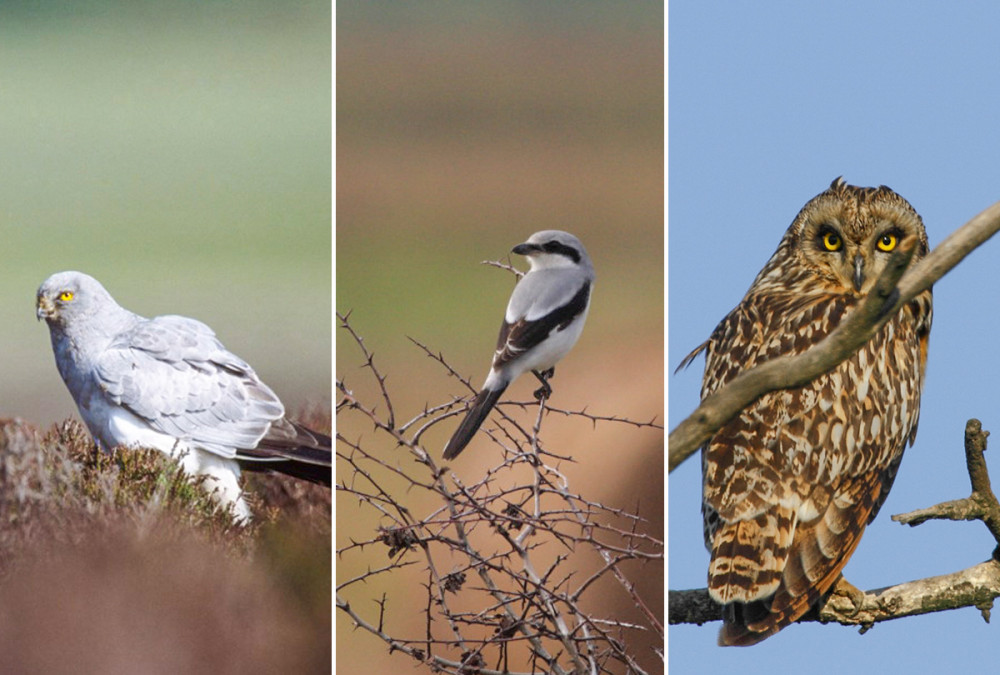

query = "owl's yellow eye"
[
  {"left": 877, "top": 232, "right": 898, "bottom": 252},
  {"left": 821, "top": 231, "right": 842, "bottom": 252},
  {"left": 58, "top": 291, "right": 74, "bottom": 302}
]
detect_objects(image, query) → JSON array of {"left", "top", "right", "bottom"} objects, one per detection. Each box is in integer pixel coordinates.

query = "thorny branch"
[
  {"left": 669, "top": 419, "right": 1000, "bottom": 632},
  {"left": 336, "top": 313, "right": 663, "bottom": 674},
  {"left": 669, "top": 199, "right": 1000, "bottom": 471}
]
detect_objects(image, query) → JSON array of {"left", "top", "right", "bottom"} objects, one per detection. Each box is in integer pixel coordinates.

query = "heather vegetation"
[{"left": 0, "top": 413, "right": 331, "bottom": 674}]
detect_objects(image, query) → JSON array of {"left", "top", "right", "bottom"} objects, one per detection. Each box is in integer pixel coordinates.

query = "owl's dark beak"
[{"left": 852, "top": 254, "right": 865, "bottom": 292}]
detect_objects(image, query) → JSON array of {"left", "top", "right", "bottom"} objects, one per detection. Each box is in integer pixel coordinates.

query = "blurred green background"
[
  {"left": 337, "top": 2, "right": 663, "bottom": 672},
  {"left": 0, "top": 1, "right": 331, "bottom": 428}
]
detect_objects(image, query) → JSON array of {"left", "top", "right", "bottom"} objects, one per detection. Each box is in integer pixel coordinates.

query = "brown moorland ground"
[{"left": 0, "top": 413, "right": 331, "bottom": 674}]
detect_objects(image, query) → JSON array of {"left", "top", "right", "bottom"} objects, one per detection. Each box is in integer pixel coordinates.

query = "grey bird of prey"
[
  {"left": 443, "top": 230, "right": 594, "bottom": 460},
  {"left": 36, "top": 271, "right": 331, "bottom": 522}
]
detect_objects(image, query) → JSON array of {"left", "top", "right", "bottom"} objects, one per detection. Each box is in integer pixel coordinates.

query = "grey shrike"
[{"left": 443, "top": 230, "right": 594, "bottom": 460}]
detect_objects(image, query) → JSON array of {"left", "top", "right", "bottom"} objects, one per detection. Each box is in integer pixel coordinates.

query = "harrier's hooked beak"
[
  {"left": 36, "top": 294, "right": 54, "bottom": 321},
  {"left": 852, "top": 254, "right": 865, "bottom": 293}
]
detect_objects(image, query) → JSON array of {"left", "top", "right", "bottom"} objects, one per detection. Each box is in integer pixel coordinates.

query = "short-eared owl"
[{"left": 685, "top": 178, "right": 932, "bottom": 645}]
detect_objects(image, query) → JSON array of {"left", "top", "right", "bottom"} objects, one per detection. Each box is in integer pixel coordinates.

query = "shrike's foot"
[{"left": 531, "top": 368, "right": 554, "bottom": 400}]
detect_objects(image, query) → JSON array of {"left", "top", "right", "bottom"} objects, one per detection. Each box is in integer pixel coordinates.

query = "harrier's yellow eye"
[
  {"left": 821, "top": 231, "right": 842, "bottom": 252},
  {"left": 59, "top": 291, "right": 74, "bottom": 302},
  {"left": 877, "top": 233, "right": 898, "bottom": 252}
]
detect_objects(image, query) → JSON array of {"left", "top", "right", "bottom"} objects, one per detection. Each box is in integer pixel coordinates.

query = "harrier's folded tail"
[{"left": 237, "top": 419, "right": 332, "bottom": 485}]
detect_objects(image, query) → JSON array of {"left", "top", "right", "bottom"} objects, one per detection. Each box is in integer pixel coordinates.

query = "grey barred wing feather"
[{"left": 95, "top": 315, "right": 285, "bottom": 458}]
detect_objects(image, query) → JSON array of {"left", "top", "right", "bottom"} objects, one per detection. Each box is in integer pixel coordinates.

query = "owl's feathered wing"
[{"left": 700, "top": 286, "right": 932, "bottom": 646}]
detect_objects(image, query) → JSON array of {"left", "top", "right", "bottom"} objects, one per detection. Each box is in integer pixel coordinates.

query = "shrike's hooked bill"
[{"left": 443, "top": 230, "right": 594, "bottom": 460}]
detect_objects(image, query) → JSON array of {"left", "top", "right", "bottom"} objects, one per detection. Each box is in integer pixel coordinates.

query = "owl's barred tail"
[
  {"left": 715, "top": 472, "right": 884, "bottom": 646},
  {"left": 443, "top": 386, "right": 506, "bottom": 460},
  {"left": 708, "top": 507, "right": 795, "bottom": 645},
  {"left": 718, "top": 601, "right": 781, "bottom": 646}
]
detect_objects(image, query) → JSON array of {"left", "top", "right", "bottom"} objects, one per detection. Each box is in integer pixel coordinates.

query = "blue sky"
[{"left": 669, "top": 2, "right": 1000, "bottom": 671}]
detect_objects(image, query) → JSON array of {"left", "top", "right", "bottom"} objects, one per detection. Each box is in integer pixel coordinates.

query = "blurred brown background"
[{"left": 337, "top": 2, "right": 663, "bottom": 672}]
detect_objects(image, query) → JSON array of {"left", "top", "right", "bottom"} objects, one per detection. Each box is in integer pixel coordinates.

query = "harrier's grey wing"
[{"left": 94, "top": 315, "right": 285, "bottom": 458}]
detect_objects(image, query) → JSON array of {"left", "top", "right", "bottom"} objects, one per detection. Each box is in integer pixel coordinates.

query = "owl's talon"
[{"left": 831, "top": 577, "right": 866, "bottom": 619}]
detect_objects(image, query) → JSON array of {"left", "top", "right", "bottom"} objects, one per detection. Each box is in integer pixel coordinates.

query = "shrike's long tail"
[{"left": 443, "top": 385, "right": 506, "bottom": 459}]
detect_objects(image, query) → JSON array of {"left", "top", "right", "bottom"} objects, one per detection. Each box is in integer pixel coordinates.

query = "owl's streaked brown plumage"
[{"left": 687, "top": 178, "right": 933, "bottom": 646}]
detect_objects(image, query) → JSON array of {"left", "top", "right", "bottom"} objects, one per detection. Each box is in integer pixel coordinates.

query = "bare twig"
[
  {"left": 336, "top": 314, "right": 663, "bottom": 674},
  {"left": 338, "top": 311, "right": 396, "bottom": 430},
  {"left": 893, "top": 419, "right": 1000, "bottom": 547},
  {"left": 481, "top": 259, "right": 524, "bottom": 279}
]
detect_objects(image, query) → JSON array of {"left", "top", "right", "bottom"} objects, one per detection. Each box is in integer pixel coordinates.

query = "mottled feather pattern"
[{"left": 697, "top": 178, "right": 933, "bottom": 645}]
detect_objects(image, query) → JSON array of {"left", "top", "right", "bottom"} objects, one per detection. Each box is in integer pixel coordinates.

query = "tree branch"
[
  {"left": 893, "top": 419, "right": 1000, "bottom": 547},
  {"left": 669, "top": 559, "right": 1000, "bottom": 630},
  {"left": 669, "top": 199, "right": 1000, "bottom": 472}
]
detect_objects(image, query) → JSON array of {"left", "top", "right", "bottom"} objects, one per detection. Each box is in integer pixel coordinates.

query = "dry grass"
[{"left": 0, "top": 415, "right": 331, "bottom": 675}]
